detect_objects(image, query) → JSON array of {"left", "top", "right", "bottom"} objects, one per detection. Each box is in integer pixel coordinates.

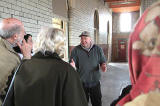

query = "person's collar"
[
  {"left": 80, "top": 42, "right": 94, "bottom": 52},
  {"left": 33, "top": 51, "right": 61, "bottom": 60},
  {"left": 0, "top": 37, "right": 16, "bottom": 53},
  {"left": 5, "top": 39, "right": 15, "bottom": 48}
]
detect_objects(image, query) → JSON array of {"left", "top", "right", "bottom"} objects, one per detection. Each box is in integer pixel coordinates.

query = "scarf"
[{"left": 117, "top": 1, "right": 160, "bottom": 105}]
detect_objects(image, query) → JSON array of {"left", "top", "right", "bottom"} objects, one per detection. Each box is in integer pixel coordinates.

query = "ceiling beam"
[
  {"left": 112, "top": 6, "right": 140, "bottom": 12},
  {"left": 105, "top": 0, "right": 140, "bottom": 3},
  {"left": 106, "top": 0, "right": 125, "bottom": 2},
  {"left": 108, "top": 1, "right": 140, "bottom": 8},
  {"left": 105, "top": 0, "right": 141, "bottom": 12}
]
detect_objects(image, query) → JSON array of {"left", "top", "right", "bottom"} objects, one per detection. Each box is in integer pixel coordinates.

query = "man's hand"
[
  {"left": 70, "top": 59, "right": 76, "bottom": 69},
  {"left": 17, "top": 37, "right": 32, "bottom": 59},
  {"left": 100, "top": 63, "right": 107, "bottom": 72}
]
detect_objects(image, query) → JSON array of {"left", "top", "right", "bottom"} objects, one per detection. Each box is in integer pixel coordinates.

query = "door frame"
[{"left": 117, "top": 38, "right": 128, "bottom": 62}]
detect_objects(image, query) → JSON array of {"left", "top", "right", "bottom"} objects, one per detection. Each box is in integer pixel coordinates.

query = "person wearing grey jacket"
[{"left": 70, "top": 31, "right": 107, "bottom": 106}]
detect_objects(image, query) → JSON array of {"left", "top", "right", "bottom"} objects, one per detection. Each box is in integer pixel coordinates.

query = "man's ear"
[{"left": 12, "top": 34, "right": 18, "bottom": 40}]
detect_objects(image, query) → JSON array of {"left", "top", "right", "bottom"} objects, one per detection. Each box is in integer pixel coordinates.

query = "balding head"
[
  {"left": 0, "top": 18, "right": 24, "bottom": 39},
  {"left": 0, "top": 18, "right": 25, "bottom": 46}
]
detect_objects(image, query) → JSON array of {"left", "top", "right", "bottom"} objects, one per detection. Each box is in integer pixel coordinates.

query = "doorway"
[
  {"left": 94, "top": 9, "right": 99, "bottom": 44},
  {"left": 117, "top": 39, "right": 127, "bottom": 62}
]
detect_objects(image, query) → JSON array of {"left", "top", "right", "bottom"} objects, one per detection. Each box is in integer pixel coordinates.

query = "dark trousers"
[{"left": 83, "top": 82, "right": 102, "bottom": 106}]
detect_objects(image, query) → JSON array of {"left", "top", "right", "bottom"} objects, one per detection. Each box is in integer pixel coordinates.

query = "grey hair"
[
  {"left": 0, "top": 23, "right": 22, "bottom": 38},
  {"left": 33, "top": 27, "right": 65, "bottom": 58}
]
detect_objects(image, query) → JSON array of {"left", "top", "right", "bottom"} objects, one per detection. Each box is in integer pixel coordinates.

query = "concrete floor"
[{"left": 89, "top": 63, "right": 130, "bottom": 106}]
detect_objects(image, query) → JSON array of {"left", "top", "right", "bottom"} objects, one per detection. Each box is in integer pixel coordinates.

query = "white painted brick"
[
  {"left": 29, "top": 10, "right": 37, "bottom": 16},
  {"left": 16, "top": 1, "right": 22, "bottom": 7},
  {"left": 1, "top": 12, "right": 11, "bottom": 18},
  {"left": 8, "top": 0, "right": 17, "bottom": 4},
  {"left": 0, "top": 1, "right": 7, "bottom": 7},
  {"left": 29, "top": 18, "right": 37, "bottom": 24},
  {"left": 25, "top": 27, "right": 31, "bottom": 32},
  {"left": 21, "top": 17, "right": 29, "bottom": 23},
  {"left": 28, "top": 14, "right": 33, "bottom": 19},
  {"left": 20, "top": 0, "right": 29, "bottom": 5},
  {"left": 37, "top": 4, "right": 43, "bottom": 10},
  {"left": 13, "top": 15, "right": 22, "bottom": 20},
  {"left": 0, "top": 7, "right": 4, "bottom": 12},
  {"left": 33, "top": 7, "right": 38, "bottom": 12},
  {"left": 10, "top": 9, "right": 15, "bottom": 14},
  {"left": 14, "top": 11, "right": 20, "bottom": 16},
  {"left": 23, "top": 13, "right": 28, "bottom": 18},
  {"left": 21, "top": 8, "right": 30, "bottom": 13},
  {"left": 12, "top": 5, "right": 21, "bottom": 11},
  {"left": 37, "top": 13, "right": 45, "bottom": 18},
  {"left": 37, "top": 24, "right": 41, "bottom": 29},
  {"left": 31, "top": 15, "right": 36, "bottom": 20},
  {"left": 28, "top": 3, "right": 36, "bottom": 9},
  {"left": 31, "top": 0, "right": 38, "bottom": 4},
  {"left": 39, "top": 0, "right": 48, "bottom": 5},
  {"left": 26, "top": 5, "right": 33, "bottom": 10},
  {"left": 38, "top": 21, "right": 45, "bottom": 25},
  {"left": 21, "top": 2, "right": 27, "bottom": 8},
  {"left": 37, "top": 16, "right": 42, "bottom": 21},
  {"left": 17, "top": 6, "right": 22, "bottom": 11},
  {"left": 28, "top": 1, "right": 37, "bottom": 7},
  {"left": 0, "top": 0, "right": 55, "bottom": 44},
  {"left": 2, "top": 2, "right": 12, "bottom": 8},
  {"left": 19, "top": 12, "right": 24, "bottom": 17}
]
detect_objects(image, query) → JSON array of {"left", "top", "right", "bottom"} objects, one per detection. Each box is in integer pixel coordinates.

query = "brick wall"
[
  {"left": 68, "top": 0, "right": 112, "bottom": 60},
  {"left": 0, "top": 0, "right": 54, "bottom": 40},
  {"left": 68, "top": 0, "right": 112, "bottom": 46}
]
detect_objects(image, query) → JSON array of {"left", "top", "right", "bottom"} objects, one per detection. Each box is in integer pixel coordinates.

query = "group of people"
[
  {"left": 1, "top": 1, "right": 160, "bottom": 106},
  {"left": 0, "top": 17, "right": 106, "bottom": 106}
]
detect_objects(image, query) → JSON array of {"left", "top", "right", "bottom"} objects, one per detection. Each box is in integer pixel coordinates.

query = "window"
[{"left": 120, "top": 13, "right": 131, "bottom": 32}]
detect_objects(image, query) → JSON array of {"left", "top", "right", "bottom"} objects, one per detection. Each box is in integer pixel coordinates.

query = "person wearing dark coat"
[
  {"left": 110, "top": 85, "right": 132, "bottom": 106},
  {"left": 3, "top": 27, "right": 88, "bottom": 106}
]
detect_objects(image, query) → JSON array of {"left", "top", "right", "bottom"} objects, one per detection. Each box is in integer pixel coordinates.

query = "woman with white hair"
[{"left": 4, "top": 27, "right": 88, "bottom": 106}]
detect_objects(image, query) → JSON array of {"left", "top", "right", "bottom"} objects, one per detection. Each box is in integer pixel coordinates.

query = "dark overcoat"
[{"left": 14, "top": 52, "right": 88, "bottom": 106}]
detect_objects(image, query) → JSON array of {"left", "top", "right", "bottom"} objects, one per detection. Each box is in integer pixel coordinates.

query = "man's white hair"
[{"left": 0, "top": 19, "right": 23, "bottom": 38}]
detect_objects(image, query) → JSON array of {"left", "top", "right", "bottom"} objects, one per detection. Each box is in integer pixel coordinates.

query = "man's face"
[
  {"left": 80, "top": 36, "right": 91, "bottom": 48},
  {"left": 3, "top": 18, "right": 25, "bottom": 46},
  {"left": 15, "top": 27, "right": 25, "bottom": 45}
]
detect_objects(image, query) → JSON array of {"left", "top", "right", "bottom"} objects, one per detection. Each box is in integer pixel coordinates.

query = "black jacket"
[
  {"left": 3, "top": 52, "right": 88, "bottom": 106},
  {"left": 110, "top": 85, "right": 132, "bottom": 106}
]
